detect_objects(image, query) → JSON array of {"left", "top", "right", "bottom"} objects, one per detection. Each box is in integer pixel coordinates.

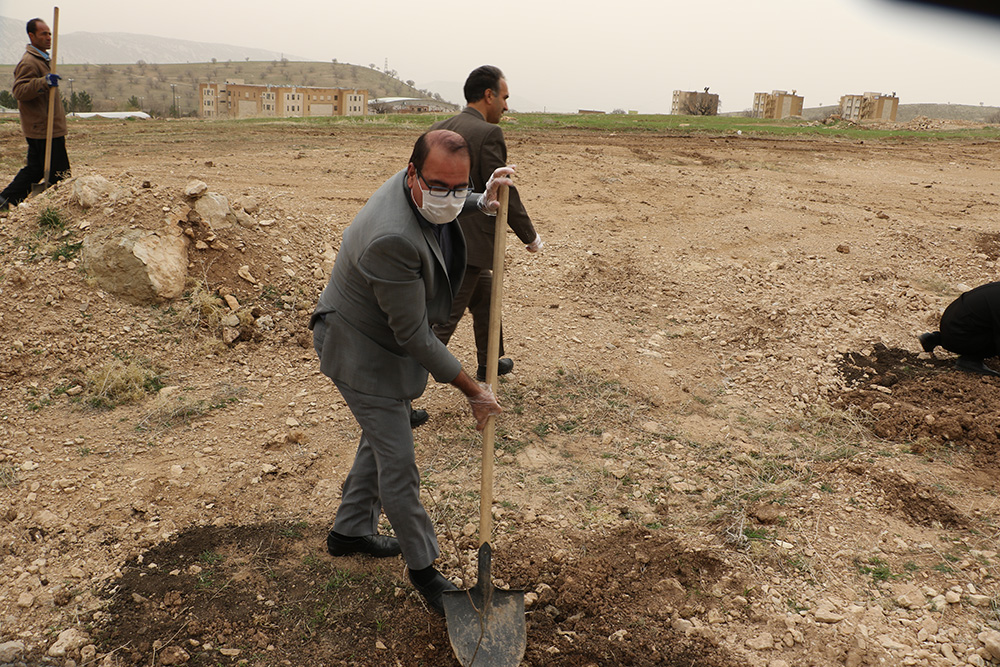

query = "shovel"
[
  {"left": 31, "top": 6, "right": 59, "bottom": 197},
  {"left": 443, "top": 185, "right": 527, "bottom": 666}
]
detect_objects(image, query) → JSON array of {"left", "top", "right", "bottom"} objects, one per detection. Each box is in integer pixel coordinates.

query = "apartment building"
[
  {"left": 752, "top": 90, "right": 804, "bottom": 119},
  {"left": 200, "top": 81, "right": 368, "bottom": 119},
  {"left": 671, "top": 89, "right": 719, "bottom": 116},
  {"left": 839, "top": 92, "right": 898, "bottom": 122}
]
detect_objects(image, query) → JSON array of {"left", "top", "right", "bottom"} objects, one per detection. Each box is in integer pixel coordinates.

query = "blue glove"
[{"left": 45, "top": 73, "right": 60, "bottom": 87}]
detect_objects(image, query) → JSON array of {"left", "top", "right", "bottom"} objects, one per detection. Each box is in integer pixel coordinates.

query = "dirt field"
[{"left": 1, "top": 117, "right": 999, "bottom": 667}]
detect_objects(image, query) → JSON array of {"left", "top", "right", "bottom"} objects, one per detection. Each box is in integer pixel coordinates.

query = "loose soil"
[{"left": 1, "top": 117, "right": 999, "bottom": 667}]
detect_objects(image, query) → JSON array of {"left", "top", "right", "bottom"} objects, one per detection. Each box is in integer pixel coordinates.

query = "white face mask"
[{"left": 417, "top": 185, "right": 465, "bottom": 225}]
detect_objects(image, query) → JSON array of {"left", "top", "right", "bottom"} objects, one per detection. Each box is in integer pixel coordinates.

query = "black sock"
[
  {"left": 331, "top": 531, "right": 361, "bottom": 543},
  {"left": 409, "top": 565, "right": 438, "bottom": 586}
]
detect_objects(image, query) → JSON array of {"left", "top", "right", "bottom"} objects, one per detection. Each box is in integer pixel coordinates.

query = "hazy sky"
[{"left": 2, "top": 0, "right": 998, "bottom": 113}]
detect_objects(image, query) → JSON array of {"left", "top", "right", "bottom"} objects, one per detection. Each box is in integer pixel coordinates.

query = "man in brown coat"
[
  {"left": 429, "top": 65, "right": 542, "bottom": 381},
  {"left": 0, "top": 18, "right": 69, "bottom": 211}
]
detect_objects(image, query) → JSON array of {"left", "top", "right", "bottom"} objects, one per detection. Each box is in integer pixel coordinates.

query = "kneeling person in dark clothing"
[{"left": 919, "top": 281, "right": 1000, "bottom": 377}]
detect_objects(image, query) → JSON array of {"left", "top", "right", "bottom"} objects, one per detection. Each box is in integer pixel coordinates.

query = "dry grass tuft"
[{"left": 85, "top": 356, "right": 164, "bottom": 409}]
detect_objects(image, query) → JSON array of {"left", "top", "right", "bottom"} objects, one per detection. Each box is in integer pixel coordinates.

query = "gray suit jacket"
[
  {"left": 431, "top": 107, "right": 537, "bottom": 268},
  {"left": 311, "top": 171, "right": 467, "bottom": 399}
]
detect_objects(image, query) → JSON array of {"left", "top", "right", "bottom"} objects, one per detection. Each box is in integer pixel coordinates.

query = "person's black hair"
[
  {"left": 26, "top": 18, "right": 43, "bottom": 35},
  {"left": 463, "top": 65, "right": 504, "bottom": 104},
  {"left": 408, "top": 129, "right": 470, "bottom": 172}
]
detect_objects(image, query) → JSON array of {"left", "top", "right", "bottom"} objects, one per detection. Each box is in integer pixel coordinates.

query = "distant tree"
[
  {"left": 126, "top": 95, "right": 141, "bottom": 110},
  {"left": 680, "top": 93, "right": 719, "bottom": 116},
  {"left": 369, "top": 63, "right": 377, "bottom": 70},
  {"left": 611, "top": 108, "right": 626, "bottom": 114},
  {"left": 405, "top": 80, "right": 415, "bottom": 88},
  {"left": 76, "top": 91, "right": 93, "bottom": 112},
  {"left": 0, "top": 90, "right": 15, "bottom": 109},
  {"left": 332, "top": 58, "right": 338, "bottom": 64},
  {"left": 211, "top": 58, "right": 217, "bottom": 64}
]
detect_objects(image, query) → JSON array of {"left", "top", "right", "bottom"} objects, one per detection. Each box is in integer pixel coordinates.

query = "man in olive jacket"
[
  {"left": 1, "top": 18, "right": 69, "bottom": 211},
  {"left": 430, "top": 65, "right": 543, "bottom": 382}
]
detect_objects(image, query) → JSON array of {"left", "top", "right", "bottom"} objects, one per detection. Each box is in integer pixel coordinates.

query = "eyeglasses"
[{"left": 416, "top": 168, "right": 473, "bottom": 199}]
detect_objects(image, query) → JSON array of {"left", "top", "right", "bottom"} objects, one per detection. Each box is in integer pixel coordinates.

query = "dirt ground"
[{"left": 1, "top": 117, "right": 999, "bottom": 667}]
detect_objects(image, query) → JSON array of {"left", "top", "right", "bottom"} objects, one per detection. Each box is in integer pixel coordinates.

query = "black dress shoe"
[
  {"left": 410, "top": 408, "right": 429, "bottom": 428},
  {"left": 955, "top": 356, "right": 1000, "bottom": 377},
  {"left": 918, "top": 332, "right": 941, "bottom": 353},
  {"left": 408, "top": 568, "right": 458, "bottom": 616},
  {"left": 476, "top": 357, "right": 514, "bottom": 382},
  {"left": 327, "top": 531, "right": 402, "bottom": 558}
]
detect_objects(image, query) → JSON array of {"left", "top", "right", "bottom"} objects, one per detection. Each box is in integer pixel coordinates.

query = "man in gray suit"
[
  {"left": 430, "top": 65, "right": 542, "bottom": 382},
  {"left": 310, "top": 129, "right": 506, "bottom": 615}
]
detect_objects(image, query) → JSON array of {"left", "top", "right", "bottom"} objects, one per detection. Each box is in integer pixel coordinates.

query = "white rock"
[
  {"left": 185, "top": 180, "right": 208, "bottom": 197},
  {"left": 746, "top": 633, "right": 774, "bottom": 650},
  {"left": 72, "top": 175, "right": 114, "bottom": 208},
  {"left": 194, "top": 192, "right": 234, "bottom": 230},
  {"left": 967, "top": 594, "right": 991, "bottom": 607},
  {"left": 82, "top": 229, "right": 189, "bottom": 302},
  {"left": 979, "top": 630, "right": 1000, "bottom": 661},
  {"left": 17, "top": 591, "right": 35, "bottom": 608},
  {"left": 48, "top": 628, "right": 91, "bottom": 657},
  {"left": 0, "top": 641, "right": 25, "bottom": 663},
  {"left": 158, "top": 645, "right": 190, "bottom": 665}
]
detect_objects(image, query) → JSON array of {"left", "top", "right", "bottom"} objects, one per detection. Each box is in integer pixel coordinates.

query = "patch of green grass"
[
  {"left": 198, "top": 550, "right": 223, "bottom": 565},
  {"left": 37, "top": 207, "right": 65, "bottom": 231},
  {"left": 324, "top": 569, "right": 363, "bottom": 592},
  {"left": 742, "top": 527, "right": 771, "bottom": 541},
  {"left": 855, "top": 556, "right": 895, "bottom": 582},
  {"left": 51, "top": 240, "right": 83, "bottom": 261},
  {"left": 281, "top": 521, "right": 308, "bottom": 539}
]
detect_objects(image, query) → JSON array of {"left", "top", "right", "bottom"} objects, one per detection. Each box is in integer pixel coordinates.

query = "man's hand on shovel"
[
  {"left": 477, "top": 165, "right": 515, "bottom": 215},
  {"left": 467, "top": 383, "right": 501, "bottom": 431},
  {"left": 450, "top": 370, "right": 502, "bottom": 431}
]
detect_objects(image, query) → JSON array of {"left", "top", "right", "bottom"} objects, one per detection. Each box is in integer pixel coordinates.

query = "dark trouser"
[
  {"left": 1, "top": 136, "right": 71, "bottom": 206},
  {"left": 939, "top": 302, "right": 996, "bottom": 360},
  {"left": 432, "top": 266, "right": 504, "bottom": 366}
]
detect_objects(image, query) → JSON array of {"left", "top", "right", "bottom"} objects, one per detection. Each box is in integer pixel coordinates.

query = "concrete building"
[
  {"left": 200, "top": 80, "right": 368, "bottom": 119},
  {"left": 752, "top": 90, "right": 804, "bottom": 119},
  {"left": 368, "top": 97, "right": 456, "bottom": 114},
  {"left": 671, "top": 89, "right": 719, "bottom": 116},
  {"left": 839, "top": 92, "right": 898, "bottom": 122}
]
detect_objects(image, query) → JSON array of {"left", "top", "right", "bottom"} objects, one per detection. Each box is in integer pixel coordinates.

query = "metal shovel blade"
[{"left": 443, "top": 543, "right": 526, "bottom": 666}]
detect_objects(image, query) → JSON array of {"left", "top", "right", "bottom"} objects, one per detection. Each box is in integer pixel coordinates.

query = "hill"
[
  {"left": 0, "top": 15, "right": 301, "bottom": 65},
  {"left": 0, "top": 60, "right": 457, "bottom": 116}
]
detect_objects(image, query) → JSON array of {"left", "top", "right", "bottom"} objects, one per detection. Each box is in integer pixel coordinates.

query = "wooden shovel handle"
[
  {"left": 478, "top": 185, "right": 508, "bottom": 546},
  {"left": 42, "top": 7, "right": 59, "bottom": 187}
]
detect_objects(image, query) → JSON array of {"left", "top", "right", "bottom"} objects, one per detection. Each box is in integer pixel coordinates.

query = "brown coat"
[
  {"left": 12, "top": 46, "right": 66, "bottom": 140},
  {"left": 431, "top": 107, "right": 536, "bottom": 269}
]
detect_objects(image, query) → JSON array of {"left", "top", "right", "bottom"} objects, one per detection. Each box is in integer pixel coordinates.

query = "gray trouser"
[{"left": 331, "top": 380, "right": 440, "bottom": 570}]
